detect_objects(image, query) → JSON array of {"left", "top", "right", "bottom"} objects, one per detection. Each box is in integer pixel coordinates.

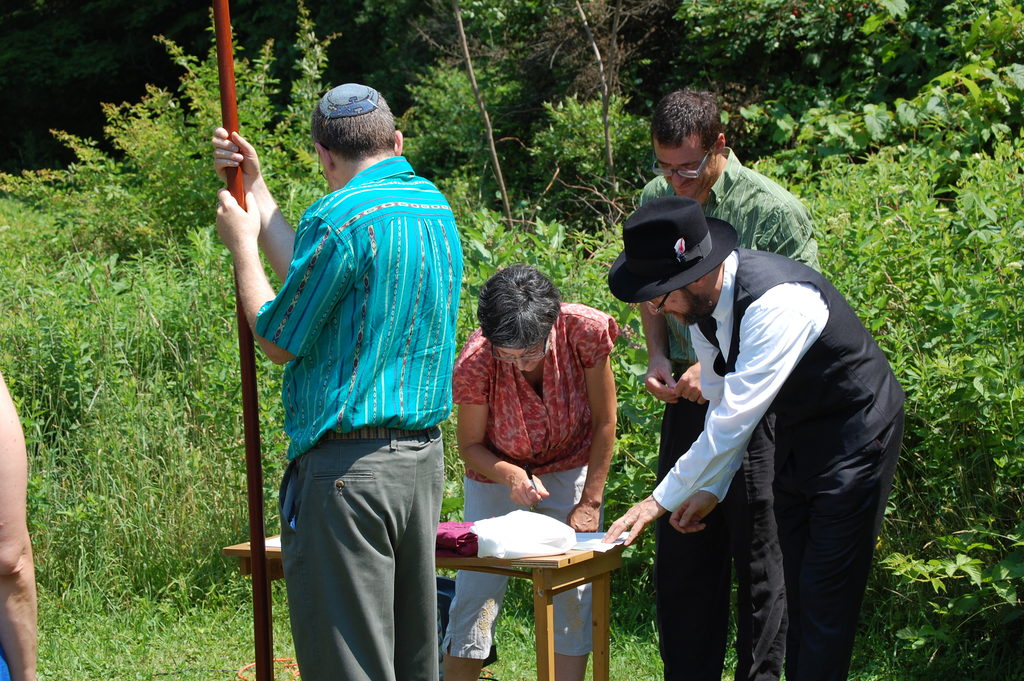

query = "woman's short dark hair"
[
  {"left": 477, "top": 265, "right": 561, "bottom": 349},
  {"left": 310, "top": 92, "right": 396, "bottom": 162},
  {"left": 651, "top": 89, "right": 721, "bottom": 151}
]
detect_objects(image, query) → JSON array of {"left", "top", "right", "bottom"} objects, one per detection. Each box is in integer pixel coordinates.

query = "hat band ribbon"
[
  {"left": 677, "top": 231, "right": 712, "bottom": 263},
  {"left": 623, "top": 231, "right": 713, "bottom": 276}
]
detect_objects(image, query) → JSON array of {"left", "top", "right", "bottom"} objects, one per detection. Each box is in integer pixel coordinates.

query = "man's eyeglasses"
[
  {"left": 651, "top": 150, "right": 711, "bottom": 180},
  {"left": 648, "top": 291, "right": 671, "bottom": 314},
  {"left": 492, "top": 338, "right": 549, "bottom": 363}
]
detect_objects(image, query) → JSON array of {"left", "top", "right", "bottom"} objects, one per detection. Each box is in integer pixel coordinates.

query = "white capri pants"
[{"left": 444, "top": 466, "right": 598, "bottom": 658}]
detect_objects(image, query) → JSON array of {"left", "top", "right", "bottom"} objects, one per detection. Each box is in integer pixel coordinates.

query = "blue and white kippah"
[{"left": 318, "top": 83, "right": 379, "bottom": 119}]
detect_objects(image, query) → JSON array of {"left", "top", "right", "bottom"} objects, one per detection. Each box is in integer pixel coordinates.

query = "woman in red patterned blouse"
[{"left": 443, "top": 265, "right": 618, "bottom": 681}]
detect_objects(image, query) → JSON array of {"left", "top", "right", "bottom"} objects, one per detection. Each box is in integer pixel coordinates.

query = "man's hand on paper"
[{"left": 602, "top": 495, "right": 666, "bottom": 546}]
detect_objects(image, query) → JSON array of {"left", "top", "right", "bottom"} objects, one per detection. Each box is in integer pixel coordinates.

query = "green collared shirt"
[{"left": 639, "top": 149, "right": 820, "bottom": 366}]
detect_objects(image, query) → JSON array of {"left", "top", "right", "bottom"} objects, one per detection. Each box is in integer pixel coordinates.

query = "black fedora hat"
[{"left": 608, "top": 196, "right": 737, "bottom": 303}]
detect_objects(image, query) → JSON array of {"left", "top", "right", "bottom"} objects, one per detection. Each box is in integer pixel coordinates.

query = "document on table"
[{"left": 573, "top": 533, "right": 625, "bottom": 552}]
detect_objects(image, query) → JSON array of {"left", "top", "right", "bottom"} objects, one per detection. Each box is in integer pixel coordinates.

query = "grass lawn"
[
  {"left": 38, "top": 576, "right": 667, "bottom": 681},
  {"left": 38, "top": 583, "right": 295, "bottom": 681}
]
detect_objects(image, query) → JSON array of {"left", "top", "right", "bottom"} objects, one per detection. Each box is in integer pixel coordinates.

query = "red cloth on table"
[{"left": 436, "top": 521, "right": 478, "bottom": 557}]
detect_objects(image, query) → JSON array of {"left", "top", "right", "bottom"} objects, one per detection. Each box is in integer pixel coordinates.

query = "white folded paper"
[{"left": 572, "top": 533, "right": 625, "bottom": 552}]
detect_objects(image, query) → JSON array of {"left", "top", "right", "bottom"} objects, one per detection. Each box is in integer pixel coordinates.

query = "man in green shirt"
[{"left": 638, "top": 89, "right": 819, "bottom": 681}]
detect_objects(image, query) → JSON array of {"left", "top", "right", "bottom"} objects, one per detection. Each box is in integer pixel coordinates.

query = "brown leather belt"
[{"left": 320, "top": 426, "right": 437, "bottom": 441}]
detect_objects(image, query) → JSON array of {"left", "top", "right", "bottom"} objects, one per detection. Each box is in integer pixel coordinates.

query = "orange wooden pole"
[{"left": 212, "top": 3, "right": 273, "bottom": 680}]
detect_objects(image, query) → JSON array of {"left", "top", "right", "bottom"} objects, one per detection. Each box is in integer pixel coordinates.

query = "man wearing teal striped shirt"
[
  {"left": 638, "top": 90, "right": 819, "bottom": 681},
  {"left": 213, "top": 83, "right": 462, "bottom": 681}
]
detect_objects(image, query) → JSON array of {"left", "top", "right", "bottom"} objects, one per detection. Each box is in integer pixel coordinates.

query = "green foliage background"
[{"left": 0, "top": 1, "right": 1022, "bottom": 678}]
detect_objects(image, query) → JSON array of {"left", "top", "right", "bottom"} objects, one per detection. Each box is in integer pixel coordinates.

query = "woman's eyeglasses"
[{"left": 492, "top": 338, "right": 549, "bottom": 362}]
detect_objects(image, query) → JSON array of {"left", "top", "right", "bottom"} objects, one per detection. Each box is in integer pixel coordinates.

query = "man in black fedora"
[
  {"left": 640, "top": 89, "right": 818, "bottom": 681},
  {"left": 604, "top": 196, "right": 904, "bottom": 681}
]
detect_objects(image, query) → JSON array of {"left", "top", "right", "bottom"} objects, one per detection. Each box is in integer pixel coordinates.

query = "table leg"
[
  {"left": 591, "top": 571, "right": 612, "bottom": 681},
  {"left": 533, "top": 571, "right": 556, "bottom": 681}
]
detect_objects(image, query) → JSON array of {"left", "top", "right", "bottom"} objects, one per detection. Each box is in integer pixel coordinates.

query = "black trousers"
[
  {"left": 773, "top": 409, "right": 904, "bottom": 681},
  {"left": 654, "top": 399, "right": 787, "bottom": 681}
]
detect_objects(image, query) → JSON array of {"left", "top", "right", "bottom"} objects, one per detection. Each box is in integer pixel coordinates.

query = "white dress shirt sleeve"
[{"left": 653, "top": 282, "right": 830, "bottom": 512}]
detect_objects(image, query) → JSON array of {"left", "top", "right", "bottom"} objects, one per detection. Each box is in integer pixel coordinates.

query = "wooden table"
[{"left": 223, "top": 538, "right": 625, "bottom": 681}]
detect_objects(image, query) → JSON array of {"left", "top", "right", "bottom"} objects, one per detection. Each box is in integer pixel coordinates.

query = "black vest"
[{"left": 700, "top": 249, "right": 904, "bottom": 461}]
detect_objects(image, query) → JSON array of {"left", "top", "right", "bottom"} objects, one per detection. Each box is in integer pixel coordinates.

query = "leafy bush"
[
  {"left": 673, "top": 0, "right": 879, "bottom": 87},
  {"left": 530, "top": 94, "right": 650, "bottom": 228},
  {"left": 673, "top": 0, "right": 1024, "bottom": 167},
  {"left": 751, "top": 56, "right": 1024, "bottom": 179},
  {"left": 0, "top": 4, "right": 330, "bottom": 257},
  {"left": 400, "top": 61, "right": 535, "bottom": 211},
  {"left": 794, "top": 138, "right": 1024, "bottom": 675}
]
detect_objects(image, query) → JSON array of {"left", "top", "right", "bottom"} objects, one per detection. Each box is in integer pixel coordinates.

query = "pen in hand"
[
  {"left": 524, "top": 464, "right": 540, "bottom": 509},
  {"left": 524, "top": 464, "right": 539, "bottom": 494}
]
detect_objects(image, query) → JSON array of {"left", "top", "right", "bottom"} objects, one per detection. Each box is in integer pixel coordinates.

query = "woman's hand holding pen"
[{"left": 507, "top": 464, "right": 549, "bottom": 507}]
